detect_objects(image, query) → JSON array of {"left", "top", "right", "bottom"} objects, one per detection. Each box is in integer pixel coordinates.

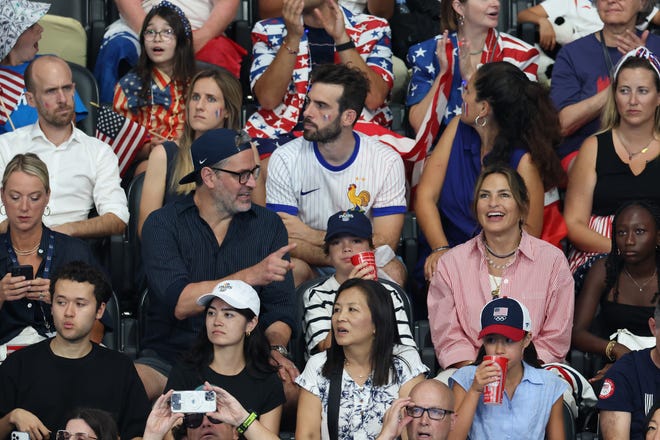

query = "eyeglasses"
[
  {"left": 405, "top": 406, "right": 454, "bottom": 421},
  {"left": 143, "top": 29, "right": 175, "bottom": 41},
  {"left": 56, "top": 431, "right": 97, "bottom": 440},
  {"left": 183, "top": 413, "right": 223, "bottom": 429},
  {"left": 211, "top": 165, "right": 260, "bottom": 184}
]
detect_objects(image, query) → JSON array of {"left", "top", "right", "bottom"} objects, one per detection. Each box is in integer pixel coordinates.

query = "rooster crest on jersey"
[{"left": 347, "top": 184, "right": 371, "bottom": 212}]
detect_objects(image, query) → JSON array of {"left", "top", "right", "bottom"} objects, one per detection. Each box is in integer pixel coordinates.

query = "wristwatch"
[{"left": 270, "top": 345, "right": 290, "bottom": 357}]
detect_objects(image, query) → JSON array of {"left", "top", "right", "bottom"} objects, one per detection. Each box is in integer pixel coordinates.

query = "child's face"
[
  {"left": 143, "top": 15, "right": 177, "bottom": 72},
  {"left": 327, "top": 235, "right": 371, "bottom": 276},
  {"left": 481, "top": 333, "right": 530, "bottom": 369}
]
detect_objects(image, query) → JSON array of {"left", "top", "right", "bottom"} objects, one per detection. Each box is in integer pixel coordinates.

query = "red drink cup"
[
  {"left": 482, "top": 355, "right": 508, "bottom": 405},
  {"left": 351, "top": 251, "right": 377, "bottom": 280}
]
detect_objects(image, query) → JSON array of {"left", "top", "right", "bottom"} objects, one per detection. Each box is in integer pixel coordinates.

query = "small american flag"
[
  {"left": 493, "top": 307, "right": 508, "bottom": 318},
  {"left": 0, "top": 67, "right": 25, "bottom": 125},
  {"left": 95, "top": 105, "right": 147, "bottom": 177}
]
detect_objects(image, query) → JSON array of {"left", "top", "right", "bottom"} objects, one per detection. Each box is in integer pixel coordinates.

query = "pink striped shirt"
[{"left": 427, "top": 231, "right": 574, "bottom": 369}]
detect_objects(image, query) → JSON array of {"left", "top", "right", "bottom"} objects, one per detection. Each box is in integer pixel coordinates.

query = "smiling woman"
[{"left": 427, "top": 165, "right": 574, "bottom": 372}]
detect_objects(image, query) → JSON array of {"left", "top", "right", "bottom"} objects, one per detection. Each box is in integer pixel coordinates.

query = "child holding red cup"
[
  {"left": 448, "top": 297, "right": 568, "bottom": 440},
  {"left": 301, "top": 210, "right": 415, "bottom": 358}
]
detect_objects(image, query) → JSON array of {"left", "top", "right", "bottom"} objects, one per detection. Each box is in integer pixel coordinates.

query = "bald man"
[
  {"left": 377, "top": 379, "right": 456, "bottom": 440},
  {"left": 0, "top": 55, "right": 128, "bottom": 238}
]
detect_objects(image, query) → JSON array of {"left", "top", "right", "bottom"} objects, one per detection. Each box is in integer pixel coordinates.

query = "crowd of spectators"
[{"left": 0, "top": 0, "right": 659, "bottom": 439}]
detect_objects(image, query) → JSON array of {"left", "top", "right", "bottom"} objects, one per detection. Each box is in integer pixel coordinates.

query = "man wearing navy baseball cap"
[{"left": 139, "top": 128, "right": 297, "bottom": 400}]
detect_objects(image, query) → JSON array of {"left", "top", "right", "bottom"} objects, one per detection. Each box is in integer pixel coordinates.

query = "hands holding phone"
[{"left": 0, "top": 266, "right": 50, "bottom": 304}]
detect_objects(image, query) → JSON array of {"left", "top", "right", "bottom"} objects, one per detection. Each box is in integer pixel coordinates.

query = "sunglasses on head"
[{"left": 183, "top": 413, "right": 222, "bottom": 429}]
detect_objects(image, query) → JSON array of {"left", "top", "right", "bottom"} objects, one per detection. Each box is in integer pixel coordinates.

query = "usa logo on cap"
[{"left": 493, "top": 307, "right": 508, "bottom": 321}]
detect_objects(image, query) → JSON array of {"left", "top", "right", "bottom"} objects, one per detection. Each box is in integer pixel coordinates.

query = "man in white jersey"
[{"left": 266, "top": 63, "right": 407, "bottom": 286}]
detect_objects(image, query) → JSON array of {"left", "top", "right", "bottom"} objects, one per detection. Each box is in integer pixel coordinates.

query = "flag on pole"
[
  {"left": 0, "top": 67, "right": 25, "bottom": 125},
  {"left": 95, "top": 105, "right": 147, "bottom": 177}
]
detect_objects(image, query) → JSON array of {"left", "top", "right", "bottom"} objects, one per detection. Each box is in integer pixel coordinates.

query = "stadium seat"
[
  {"left": 68, "top": 61, "right": 99, "bottom": 137},
  {"left": 413, "top": 319, "right": 439, "bottom": 376},
  {"left": 41, "top": 0, "right": 109, "bottom": 70},
  {"left": 101, "top": 291, "right": 121, "bottom": 350}
]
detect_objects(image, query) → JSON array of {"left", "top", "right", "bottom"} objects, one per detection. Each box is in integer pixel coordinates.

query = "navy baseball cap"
[
  {"left": 179, "top": 129, "right": 252, "bottom": 184},
  {"left": 478, "top": 297, "right": 532, "bottom": 342},
  {"left": 324, "top": 210, "right": 372, "bottom": 242}
]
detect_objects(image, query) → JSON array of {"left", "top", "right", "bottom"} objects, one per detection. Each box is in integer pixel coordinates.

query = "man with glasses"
[
  {"left": 376, "top": 379, "right": 456, "bottom": 440},
  {"left": 139, "top": 128, "right": 297, "bottom": 401},
  {"left": 0, "top": 262, "right": 150, "bottom": 440}
]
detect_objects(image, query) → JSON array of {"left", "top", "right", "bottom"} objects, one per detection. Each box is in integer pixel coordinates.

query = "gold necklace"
[
  {"left": 344, "top": 359, "right": 370, "bottom": 379},
  {"left": 615, "top": 130, "right": 656, "bottom": 160},
  {"left": 13, "top": 242, "right": 40, "bottom": 256},
  {"left": 624, "top": 267, "right": 657, "bottom": 292}
]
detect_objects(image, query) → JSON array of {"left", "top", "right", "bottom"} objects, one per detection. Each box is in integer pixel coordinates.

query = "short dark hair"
[
  {"left": 66, "top": 408, "right": 119, "bottom": 440},
  {"left": 310, "top": 64, "right": 369, "bottom": 124},
  {"left": 50, "top": 262, "right": 112, "bottom": 309},
  {"left": 323, "top": 235, "right": 375, "bottom": 255}
]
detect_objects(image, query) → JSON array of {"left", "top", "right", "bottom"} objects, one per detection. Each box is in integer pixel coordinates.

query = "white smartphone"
[
  {"left": 170, "top": 390, "right": 216, "bottom": 413},
  {"left": 11, "top": 432, "right": 29, "bottom": 440}
]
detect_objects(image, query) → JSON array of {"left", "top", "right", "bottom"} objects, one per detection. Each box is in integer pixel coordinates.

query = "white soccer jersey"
[{"left": 266, "top": 132, "right": 407, "bottom": 230}]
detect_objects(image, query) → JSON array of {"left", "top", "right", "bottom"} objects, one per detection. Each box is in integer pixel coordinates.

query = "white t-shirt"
[{"left": 266, "top": 132, "right": 407, "bottom": 231}]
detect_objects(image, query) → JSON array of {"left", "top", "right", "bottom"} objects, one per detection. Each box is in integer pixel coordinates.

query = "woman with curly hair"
[
  {"left": 572, "top": 200, "right": 660, "bottom": 378},
  {"left": 415, "top": 61, "right": 564, "bottom": 282}
]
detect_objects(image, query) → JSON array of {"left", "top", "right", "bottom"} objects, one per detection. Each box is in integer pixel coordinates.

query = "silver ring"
[{"left": 39, "top": 293, "right": 44, "bottom": 299}]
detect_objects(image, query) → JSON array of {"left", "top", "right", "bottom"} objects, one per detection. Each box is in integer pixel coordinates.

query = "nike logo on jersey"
[
  {"left": 199, "top": 158, "right": 207, "bottom": 164},
  {"left": 300, "top": 188, "right": 320, "bottom": 196}
]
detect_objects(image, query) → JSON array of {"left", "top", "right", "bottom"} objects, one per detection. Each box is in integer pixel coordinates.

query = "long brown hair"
[{"left": 171, "top": 69, "right": 243, "bottom": 195}]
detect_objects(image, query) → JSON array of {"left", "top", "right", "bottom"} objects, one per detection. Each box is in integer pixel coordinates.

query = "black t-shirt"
[
  {"left": 0, "top": 340, "right": 150, "bottom": 439},
  {"left": 166, "top": 362, "right": 285, "bottom": 415}
]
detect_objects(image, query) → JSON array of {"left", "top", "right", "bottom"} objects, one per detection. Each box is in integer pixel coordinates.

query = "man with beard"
[
  {"left": 0, "top": 261, "right": 150, "bottom": 440},
  {"left": 0, "top": 55, "right": 128, "bottom": 238},
  {"left": 266, "top": 64, "right": 406, "bottom": 286},
  {"left": 245, "top": 0, "right": 393, "bottom": 141},
  {"left": 138, "top": 129, "right": 297, "bottom": 401}
]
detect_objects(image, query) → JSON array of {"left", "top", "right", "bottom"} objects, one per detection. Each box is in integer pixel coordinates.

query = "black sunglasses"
[{"left": 183, "top": 413, "right": 223, "bottom": 429}]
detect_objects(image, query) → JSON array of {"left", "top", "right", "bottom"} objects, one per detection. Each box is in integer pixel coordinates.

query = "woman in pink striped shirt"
[{"left": 427, "top": 165, "right": 574, "bottom": 372}]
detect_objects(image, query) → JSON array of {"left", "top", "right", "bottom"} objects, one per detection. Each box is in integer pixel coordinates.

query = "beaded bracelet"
[
  {"left": 282, "top": 40, "right": 298, "bottom": 55},
  {"left": 237, "top": 412, "right": 257, "bottom": 434}
]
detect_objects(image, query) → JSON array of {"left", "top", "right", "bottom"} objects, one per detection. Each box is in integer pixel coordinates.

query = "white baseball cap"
[{"left": 196, "top": 280, "right": 260, "bottom": 316}]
